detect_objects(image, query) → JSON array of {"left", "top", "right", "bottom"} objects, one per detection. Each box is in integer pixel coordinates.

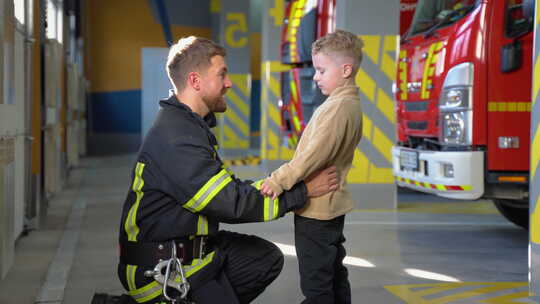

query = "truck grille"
[
  {"left": 404, "top": 101, "right": 429, "bottom": 112},
  {"left": 407, "top": 121, "right": 428, "bottom": 130}
]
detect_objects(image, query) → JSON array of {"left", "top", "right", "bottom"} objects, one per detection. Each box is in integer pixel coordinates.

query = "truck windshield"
[{"left": 408, "top": 0, "right": 478, "bottom": 36}]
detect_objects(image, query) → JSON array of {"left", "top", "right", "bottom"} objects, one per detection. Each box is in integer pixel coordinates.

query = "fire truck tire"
[{"left": 493, "top": 199, "right": 529, "bottom": 230}]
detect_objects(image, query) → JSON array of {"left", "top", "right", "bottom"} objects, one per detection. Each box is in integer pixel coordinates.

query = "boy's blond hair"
[
  {"left": 311, "top": 29, "right": 364, "bottom": 71},
  {"left": 166, "top": 36, "right": 226, "bottom": 92}
]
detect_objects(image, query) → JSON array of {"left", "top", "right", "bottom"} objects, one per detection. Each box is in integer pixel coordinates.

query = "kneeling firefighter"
[{"left": 117, "top": 36, "right": 339, "bottom": 304}]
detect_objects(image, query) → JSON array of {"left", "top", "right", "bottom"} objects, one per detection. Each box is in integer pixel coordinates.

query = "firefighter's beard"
[{"left": 203, "top": 90, "right": 228, "bottom": 113}]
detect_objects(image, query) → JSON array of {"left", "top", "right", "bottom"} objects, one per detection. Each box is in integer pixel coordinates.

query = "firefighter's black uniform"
[{"left": 118, "top": 94, "right": 308, "bottom": 304}]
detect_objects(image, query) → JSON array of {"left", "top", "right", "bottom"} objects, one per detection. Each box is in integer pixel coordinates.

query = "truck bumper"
[{"left": 392, "top": 146, "right": 484, "bottom": 200}]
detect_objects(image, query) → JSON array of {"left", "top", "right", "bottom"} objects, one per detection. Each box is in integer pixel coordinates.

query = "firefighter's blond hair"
[
  {"left": 166, "top": 36, "right": 226, "bottom": 92},
  {"left": 311, "top": 30, "right": 364, "bottom": 71}
]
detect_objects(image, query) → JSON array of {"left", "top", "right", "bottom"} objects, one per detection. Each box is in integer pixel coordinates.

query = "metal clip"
[{"left": 144, "top": 241, "right": 190, "bottom": 303}]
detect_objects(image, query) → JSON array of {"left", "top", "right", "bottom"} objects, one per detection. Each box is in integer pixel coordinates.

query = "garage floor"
[{"left": 0, "top": 155, "right": 535, "bottom": 304}]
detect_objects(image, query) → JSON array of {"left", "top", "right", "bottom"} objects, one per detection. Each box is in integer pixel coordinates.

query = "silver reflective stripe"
[{"left": 183, "top": 169, "right": 232, "bottom": 212}]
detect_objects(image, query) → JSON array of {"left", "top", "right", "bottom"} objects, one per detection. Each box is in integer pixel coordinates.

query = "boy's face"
[{"left": 312, "top": 52, "right": 347, "bottom": 96}]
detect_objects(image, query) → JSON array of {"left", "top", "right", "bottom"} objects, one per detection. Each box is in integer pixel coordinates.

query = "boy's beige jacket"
[{"left": 266, "top": 85, "right": 363, "bottom": 220}]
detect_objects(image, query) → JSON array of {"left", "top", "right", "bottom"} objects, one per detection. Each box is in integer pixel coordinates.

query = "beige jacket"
[{"left": 266, "top": 85, "right": 363, "bottom": 220}]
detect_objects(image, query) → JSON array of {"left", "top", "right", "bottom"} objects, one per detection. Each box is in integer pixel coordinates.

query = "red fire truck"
[
  {"left": 393, "top": 0, "right": 535, "bottom": 228},
  {"left": 279, "top": 0, "right": 336, "bottom": 147}
]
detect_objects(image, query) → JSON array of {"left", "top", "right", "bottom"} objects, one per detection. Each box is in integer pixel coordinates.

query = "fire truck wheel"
[{"left": 493, "top": 199, "right": 529, "bottom": 230}]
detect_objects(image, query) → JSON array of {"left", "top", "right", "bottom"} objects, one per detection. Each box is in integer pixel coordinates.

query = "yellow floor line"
[
  {"left": 385, "top": 282, "right": 534, "bottom": 304},
  {"left": 353, "top": 201, "right": 498, "bottom": 215}
]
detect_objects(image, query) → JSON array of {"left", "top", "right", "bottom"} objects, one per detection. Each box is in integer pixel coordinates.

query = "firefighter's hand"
[
  {"left": 260, "top": 181, "right": 278, "bottom": 200},
  {"left": 305, "top": 166, "right": 339, "bottom": 198}
]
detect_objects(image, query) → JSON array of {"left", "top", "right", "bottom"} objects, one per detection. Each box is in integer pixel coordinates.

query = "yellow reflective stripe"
[
  {"left": 222, "top": 163, "right": 234, "bottom": 176},
  {"left": 251, "top": 179, "right": 264, "bottom": 189},
  {"left": 128, "top": 253, "right": 216, "bottom": 303},
  {"left": 251, "top": 179, "right": 279, "bottom": 221},
  {"left": 263, "top": 196, "right": 280, "bottom": 221},
  {"left": 125, "top": 163, "right": 146, "bottom": 242},
  {"left": 264, "top": 197, "right": 279, "bottom": 222},
  {"left": 197, "top": 215, "right": 208, "bottom": 235},
  {"left": 128, "top": 280, "right": 162, "bottom": 303},
  {"left": 273, "top": 197, "right": 279, "bottom": 219},
  {"left": 127, "top": 265, "right": 137, "bottom": 291},
  {"left": 184, "top": 169, "right": 233, "bottom": 212},
  {"left": 183, "top": 251, "right": 216, "bottom": 277}
]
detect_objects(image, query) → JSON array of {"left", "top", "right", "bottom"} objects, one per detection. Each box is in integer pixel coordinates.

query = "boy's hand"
[
  {"left": 305, "top": 166, "right": 339, "bottom": 197},
  {"left": 260, "top": 181, "right": 278, "bottom": 200}
]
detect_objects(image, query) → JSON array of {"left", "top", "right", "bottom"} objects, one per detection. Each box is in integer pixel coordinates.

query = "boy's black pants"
[{"left": 295, "top": 214, "right": 351, "bottom": 304}]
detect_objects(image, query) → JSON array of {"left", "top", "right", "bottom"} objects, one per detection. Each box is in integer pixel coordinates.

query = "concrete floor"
[{"left": 0, "top": 155, "right": 536, "bottom": 304}]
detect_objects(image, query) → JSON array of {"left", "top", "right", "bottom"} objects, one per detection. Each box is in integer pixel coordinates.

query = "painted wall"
[{"left": 85, "top": 0, "right": 211, "bottom": 154}]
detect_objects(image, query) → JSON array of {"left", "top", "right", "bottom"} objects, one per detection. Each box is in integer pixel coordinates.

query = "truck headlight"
[
  {"left": 441, "top": 111, "right": 469, "bottom": 145},
  {"left": 439, "top": 63, "right": 474, "bottom": 146}
]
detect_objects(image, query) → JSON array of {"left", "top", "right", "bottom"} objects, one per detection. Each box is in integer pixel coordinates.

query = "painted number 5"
[{"left": 225, "top": 13, "right": 248, "bottom": 48}]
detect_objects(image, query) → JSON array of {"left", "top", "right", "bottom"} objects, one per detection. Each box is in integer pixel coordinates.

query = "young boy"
[{"left": 260, "top": 30, "right": 364, "bottom": 304}]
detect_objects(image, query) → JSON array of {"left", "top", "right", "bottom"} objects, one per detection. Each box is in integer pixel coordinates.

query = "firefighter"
[{"left": 117, "top": 36, "right": 340, "bottom": 304}]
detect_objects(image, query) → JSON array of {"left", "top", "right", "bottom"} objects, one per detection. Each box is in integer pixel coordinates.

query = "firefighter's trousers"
[{"left": 119, "top": 231, "right": 284, "bottom": 304}]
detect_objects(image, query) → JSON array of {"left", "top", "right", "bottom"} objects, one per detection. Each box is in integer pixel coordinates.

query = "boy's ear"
[{"left": 342, "top": 63, "right": 353, "bottom": 79}]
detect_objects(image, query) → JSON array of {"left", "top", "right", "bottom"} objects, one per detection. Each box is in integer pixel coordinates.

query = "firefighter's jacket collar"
[{"left": 160, "top": 92, "right": 217, "bottom": 129}]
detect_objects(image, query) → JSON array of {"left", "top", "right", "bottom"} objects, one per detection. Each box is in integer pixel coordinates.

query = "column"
[
  {"left": 214, "top": 0, "right": 251, "bottom": 158},
  {"left": 260, "top": 0, "right": 294, "bottom": 172},
  {"left": 530, "top": 0, "right": 540, "bottom": 298},
  {"left": 336, "top": 0, "right": 399, "bottom": 209}
]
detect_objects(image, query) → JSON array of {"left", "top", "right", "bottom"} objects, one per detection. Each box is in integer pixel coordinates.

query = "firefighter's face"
[
  {"left": 312, "top": 52, "right": 348, "bottom": 96},
  {"left": 200, "top": 55, "right": 232, "bottom": 113}
]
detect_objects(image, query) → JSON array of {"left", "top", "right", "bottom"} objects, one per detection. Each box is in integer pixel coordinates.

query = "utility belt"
[{"left": 119, "top": 236, "right": 211, "bottom": 267}]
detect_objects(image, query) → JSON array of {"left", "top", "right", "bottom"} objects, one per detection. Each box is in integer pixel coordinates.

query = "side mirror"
[
  {"left": 501, "top": 41, "right": 523, "bottom": 73},
  {"left": 523, "top": 0, "right": 535, "bottom": 21}
]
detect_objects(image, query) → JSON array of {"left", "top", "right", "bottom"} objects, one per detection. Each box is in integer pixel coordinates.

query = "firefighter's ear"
[
  {"left": 187, "top": 72, "right": 201, "bottom": 90},
  {"left": 342, "top": 63, "right": 353, "bottom": 78}
]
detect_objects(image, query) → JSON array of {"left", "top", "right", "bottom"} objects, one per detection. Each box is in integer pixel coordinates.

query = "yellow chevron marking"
[
  {"left": 368, "top": 165, "right": 393, "bottom": 183},
  {"left": 359, "top": 35, "right": 381, "bottom": 65},
  {"left": 268, "top": 128, "right": 279, "bottom": 148},
  {"left": 356, "top": 68, "right": 376, "bottom": 103},
  {"left": 280, "top": 146, "right": 294, "bottom": 160},
  {"left": 224, "top": 107, "right": 248, "bottom": 136},
  {"left": 381, "top": 35, "right": 398, "bottom": 80},
  {"left": 372, "top": 125, "right": 393, "bottom": 163},
  {"left": 532, "top": 196, "right": 540, "bottom": 244},
  {"left": 268, "top": 72, "right": 281, "bottom": 98},
  {"left": 377, "top": 88, "right": 396, "bottom": 123},
  {"left": 226, "top": 89, "right": 249, "bottom": 117},
  {"left": 229, "top": 74, "right": 250, "bottom": 97},
  {"left": 347, "top": 148, "right": 369, "bottom": 183},
  {"left": 210, "top": 0, "right": 220, "bottom": 13},
  {"left": 268, "top": 103, "right": 281, "bottom": 126},
  {"left": 385, "top": 282, "right": 529, "bottom": 304},
  {"left": 535, "top": 56, "right": 540, "bottom": 105},
  {"left": 363, "top": 114, "right": 374, "bottom": 140},
  {"left": 268, "top": 61, "right": 291, "bottom": 73},
  {"left": 531, "top": 123, "right": 540, "bottom": 183},
  {"left": 223, "top": 125, "right": 248, "bottom": 149}
]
